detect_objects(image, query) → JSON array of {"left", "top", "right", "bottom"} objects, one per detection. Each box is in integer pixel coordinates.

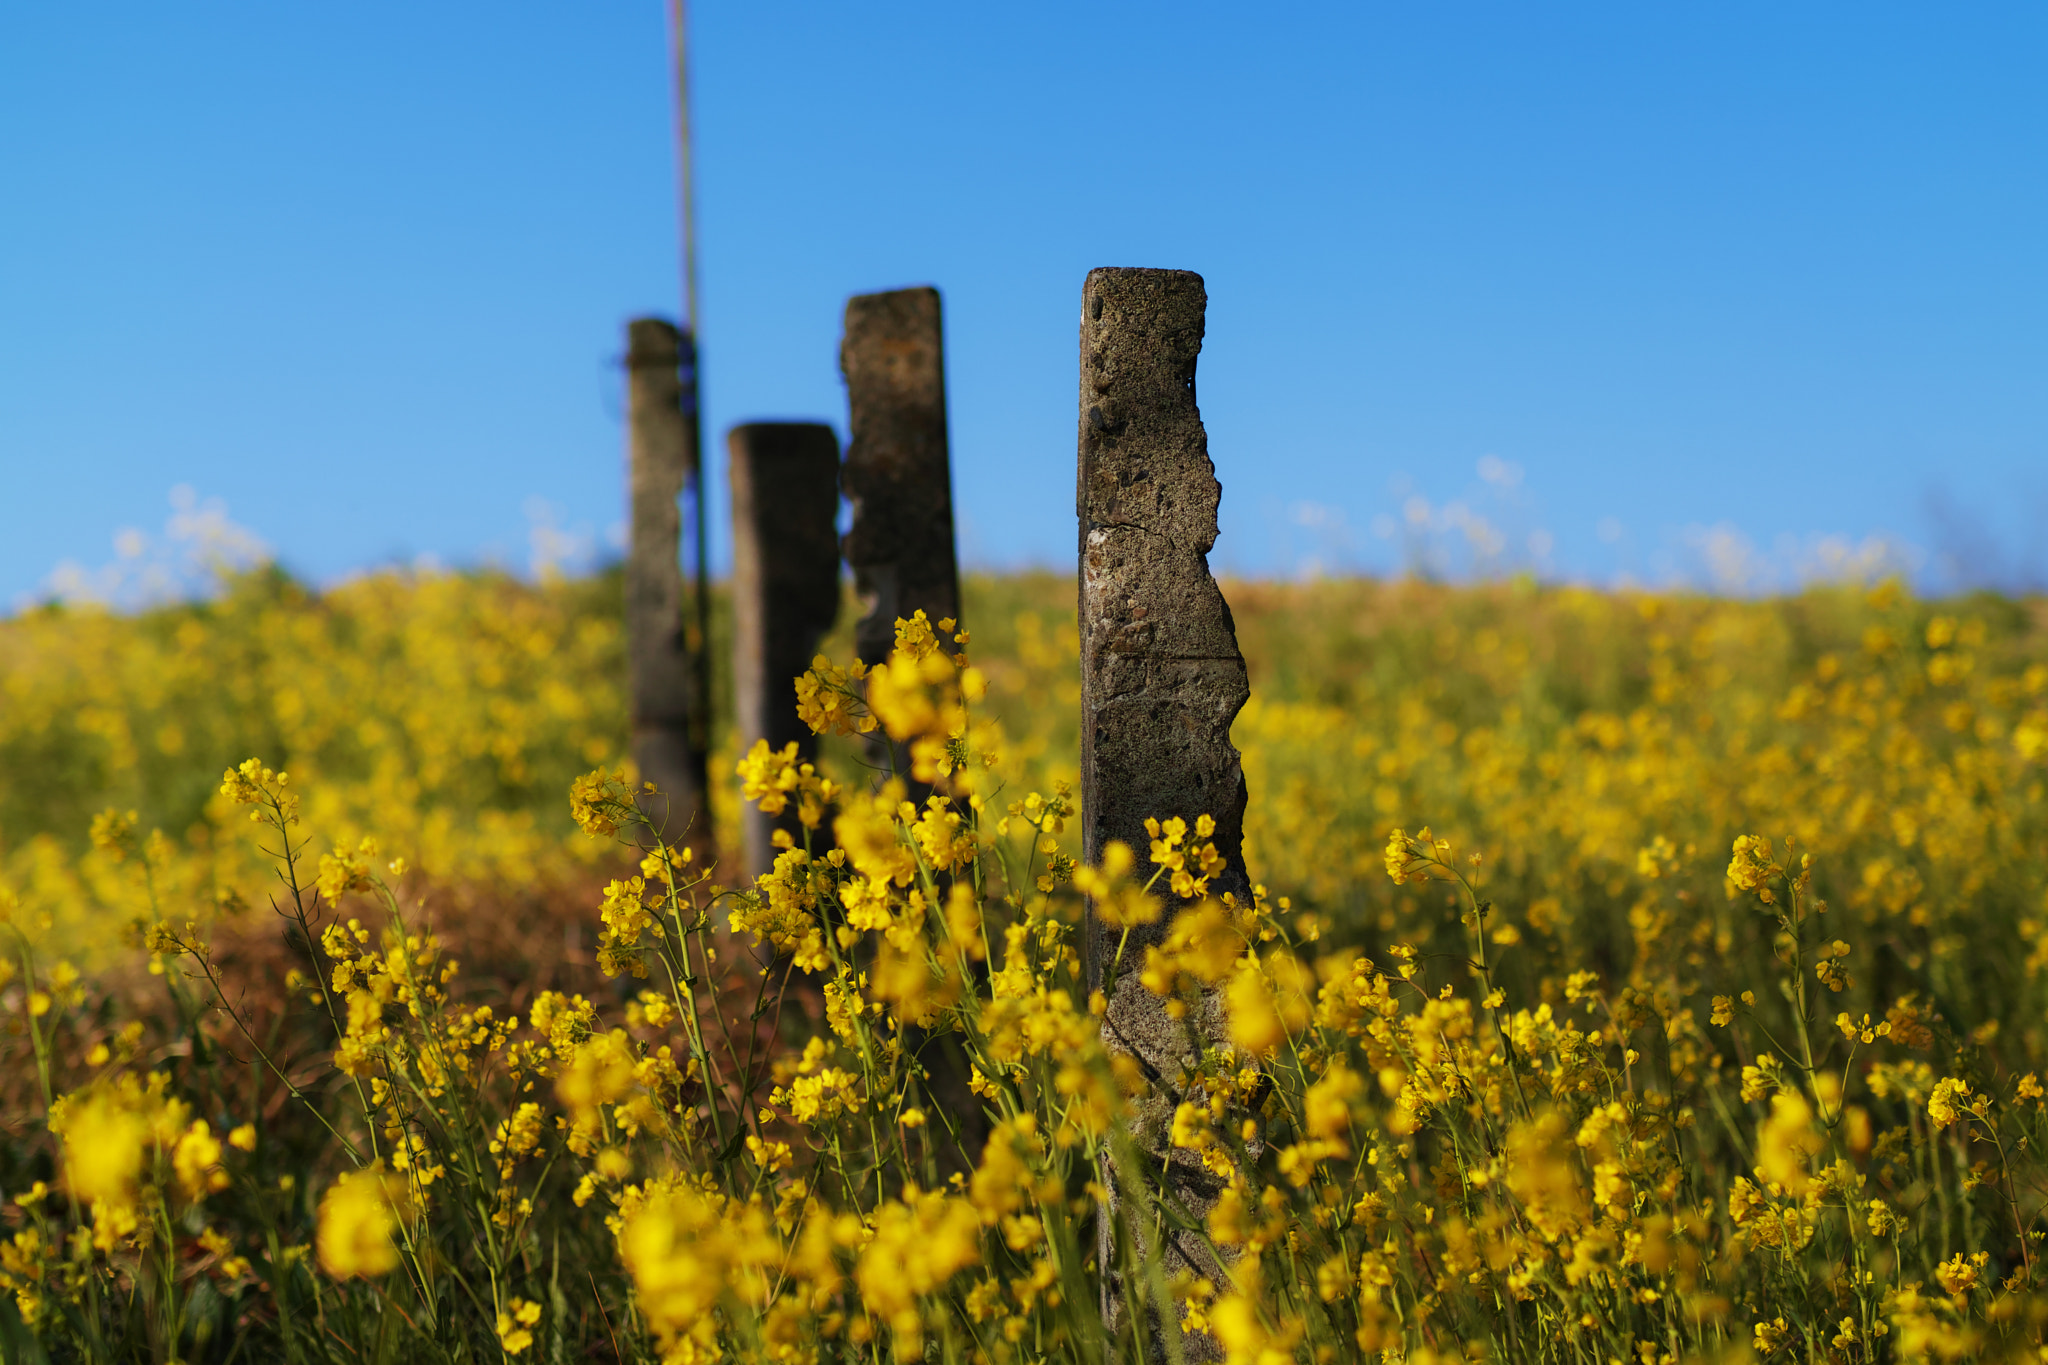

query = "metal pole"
[
  {"left": 667, "top": 0, "right": 715, "bottom": 829},
  {"left": 669, "top": 0, "right": 700, "bottom": 338}
]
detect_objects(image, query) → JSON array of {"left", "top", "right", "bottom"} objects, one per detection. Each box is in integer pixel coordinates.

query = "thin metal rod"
[
  {"left": 668, "top": 0, "right": 715, "bottom": 818},
  {"left": 668, "top": 0, "right": 700, "bottom": 337}
]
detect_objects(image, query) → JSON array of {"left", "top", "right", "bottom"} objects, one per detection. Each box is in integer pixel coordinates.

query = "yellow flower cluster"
[
  {"left": 316, "top": 1164, "right": 410, "bottom": 1279},
  {"left": 5, "top": 573, "right": 2048, "bottom": 1362},
  {"left": 1, "top": 569, "right": 633, "bottom": 968},
  {"left": 735, "top": 738, "right": 838, "bottom": 828},
  {"left": 47, "top": 1073, "right": 229, "bottom": 1252}
]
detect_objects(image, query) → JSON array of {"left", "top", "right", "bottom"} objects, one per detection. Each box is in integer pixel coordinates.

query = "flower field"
[{"left": 4, "top": 567, "right": 2048, "bottom": 1362}]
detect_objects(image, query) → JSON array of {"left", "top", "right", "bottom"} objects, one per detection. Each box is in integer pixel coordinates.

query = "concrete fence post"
[
  {"left": 625, "top": 317, "right": 711, "bottom": 854},
  {"left": 839, "top": 286, "right": 961, "bottom": 671},
  {"left": 728, "top": 421, "right": 842, "bottom": 882},
  {"left": 1078, "top": 268, "right": 1253, "bottom": 1356},
  {"left": 838, "top": 285, "right": 986, "bottom": 1168}
]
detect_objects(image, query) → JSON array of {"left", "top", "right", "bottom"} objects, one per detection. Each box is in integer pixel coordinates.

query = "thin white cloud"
[{"left": 25, "top": 486, "right": 269, "bottom": 610}]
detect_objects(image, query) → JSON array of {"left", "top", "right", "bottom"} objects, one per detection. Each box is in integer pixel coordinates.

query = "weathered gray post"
[
  {"left": 838, "top": 285, "right": 985, "bottom": 1170},
  {"left": 1078, "top": 268, "right": 1252, "bottom": 1354},
  {"left": 728, "top": 422, "right": 842, "bottom": 880},
  {"left": 625, "top": 317, "right": 711, "bottom": 853},
  {"left": 839, "top": 286, "right": 961, "bottom": 667}
]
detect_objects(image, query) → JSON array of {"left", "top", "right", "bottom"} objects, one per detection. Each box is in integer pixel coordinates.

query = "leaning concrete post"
[
  {"left": 728, "top": 422, "right": 842, "bottom": 881},
  {"left": 839, "top": 286, "right": 961, "bottom": 669},
  {"left": 625, "top": 318, "right": 711, "bottom": 852},
  {"left": 1079, "top": 268, "right": 1253, "bottom": 1353}
]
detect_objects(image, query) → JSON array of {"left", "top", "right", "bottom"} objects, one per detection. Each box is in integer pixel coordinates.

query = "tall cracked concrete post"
[
  {"left": 840, "top": 286, "right": 961, "bottom": 673},
  {"left": 625, "top": 317, "right": 711, "bottom": 856},
  {"left": 728, "top": 422, "right": 843, "bottom": 882},
  {"left": 1078, "top": 268, "right": 1252, "bottom": 1358}
]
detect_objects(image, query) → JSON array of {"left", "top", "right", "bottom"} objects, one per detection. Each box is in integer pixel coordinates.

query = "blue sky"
[{"left": 4, "top": 3, "right": 2045, "bottom": 607}]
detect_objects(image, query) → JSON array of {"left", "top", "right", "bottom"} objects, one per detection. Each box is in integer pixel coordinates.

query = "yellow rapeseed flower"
[
  {"left": 316, "top": 1165, "right": 407, "bottom": 1279},
  {"left": 1755, "top": 1092, "right": 1824, "bottom": 1196},
  {"left": 495, "top": 1298, "right": 542, "bottom": 1355}
]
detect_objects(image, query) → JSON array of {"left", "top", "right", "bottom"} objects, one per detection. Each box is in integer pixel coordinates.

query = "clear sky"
[{"left": 4, "top": 3, "right": 2044, "bottom": 607}]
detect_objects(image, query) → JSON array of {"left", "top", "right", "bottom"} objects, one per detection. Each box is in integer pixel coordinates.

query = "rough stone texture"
[
  {"left": 728, "top": 422, "right": 843, "bottom": 881},
  {"left": 840, "top": 287, "right": 960, "bottom": 668},
  {"left": 1078, "top": 268, "right": 1251, "bottom": 1354},
  {"left": 625, "top": 318, "right": 710, "bottom": 852}
]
